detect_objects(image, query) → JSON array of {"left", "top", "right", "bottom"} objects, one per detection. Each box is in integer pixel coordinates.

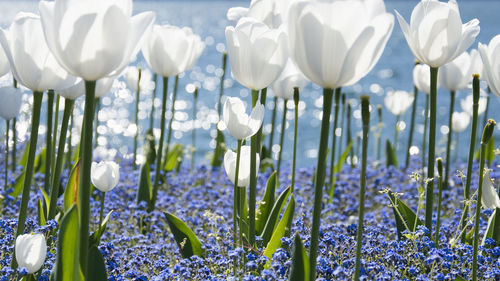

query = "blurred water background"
[{"left": 1, "top": 0, "right": 499, "bottom": 167}]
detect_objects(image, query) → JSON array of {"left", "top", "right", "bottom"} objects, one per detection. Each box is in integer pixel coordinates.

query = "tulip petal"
[{"left": 247, "top": 103, "right": 265, "bottom": 137}]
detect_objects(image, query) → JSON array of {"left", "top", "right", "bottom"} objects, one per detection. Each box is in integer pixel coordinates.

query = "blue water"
[{"left": 1, "top": 0, "right": 500, "bottom": 167}]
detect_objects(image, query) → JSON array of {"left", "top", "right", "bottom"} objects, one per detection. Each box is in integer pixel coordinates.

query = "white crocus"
[
  {"left": 91, "top": 160, "right": 120, "bottom": 192},
  {"left": 223, "top": 97, "right": 264, "bottom": 140}
]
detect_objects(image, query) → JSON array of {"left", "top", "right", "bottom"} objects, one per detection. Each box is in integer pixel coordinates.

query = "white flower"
[
  {"left": 479, "top": 35, "right": 500, "bottom": 97},
  {"left": 91, "top": 160, "right": 120, "bottom": 192},
  {"left": 384, "top": 90, "right": 414, "bottom": 116},
  {"left": 439, "top": 52, "right": 474, "bottom": 91},
  {"left": 481, "top": 170, "right": 500, "bottom": 209},
  {"left": 413, "top": 64, "right": 438, "bottom": 94},
  {"left": 460, "top": 91, "right": 487, "bottom": 117},
  {"left": 271, "top": 59, "right": 309, "bottom": 100},
  {"left": 224, "top": 146, "right": 259, "bottom": 187},
  {"left": 123, "top": 66, "right": 154, "bottom": 93},
  {"left": 451, "top": 112, "right": 470, "bottom": 133},
  {"left": 15, "top": 233, "right": 47, "bottom": 274},
  {"left": 223, "top": 97, "right": 264, "bottom": 140},
  {"left": 0, "top": 86, "right": 23, "bottom": 120}
]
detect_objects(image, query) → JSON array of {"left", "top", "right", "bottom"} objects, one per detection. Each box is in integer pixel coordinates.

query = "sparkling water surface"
[{"left": 1, "top": 0, "right": 500, "bottom": 166}]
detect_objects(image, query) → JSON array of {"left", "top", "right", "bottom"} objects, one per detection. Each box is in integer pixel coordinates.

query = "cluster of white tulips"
[{"left": 1, "top": 0, "right": 500, "bottom": 279}]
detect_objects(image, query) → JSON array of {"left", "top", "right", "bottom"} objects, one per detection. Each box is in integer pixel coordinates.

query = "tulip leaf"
[
  {"left": 289, "top": 233, "right": 309, "bottom": 281},
  {"left": 386, "top": 190, "right": 423, "bottom": 240},
  {"left": 143, "top": 129, "right": 156, "bottom": 165},
  {"left": 482, "top": 207, "right": 500, "bottom": 246},
  {"left": 261, "top": 186, "right": 291, "bottom": 246},
  {"left": 164, "top": 212, "right": 204, "bottom": 258},
  {"left": 54, "top": 204, "right": 81, "bottom": 281},
  {"left": 86, "top": 245, "right": 108, "bottom": 281},
  {"left": 63, "top": 160, "right": 81, "bottom": 212},
  {"left": 454, "top": 276, "right": 467, "bottom": 281},
  {"left": 263, "top": 194, "right": 295, "bottom": 260},
  {"left": 328, "top": 141, "right": 353, "bottom": 202},
  {"left": 385, "top": 140, "right": 398, "bottom": 168},
  {"left": 136, "top": 161, "right": 152, "bottom": 205},
  {"left": 10, "top": 170, "right": 25, "bottom": 198},
  {"left": 256, "top": 171, "right": 277, "bottom": 235},
  {"left": 38, "top": 198, "right": 47, "bottom": 226},
  {"left": 19, "top": 142, "right": 30, "bottom": 167},
  {"left": 90, "top": 211, "right": 114, "bottom": 246},
  {"left": 163, "top": 143, "right": 184, "bottom": 172},
  {"left": 71, "top": 142, "right": 80, "bottom": 165},
  {"left": 34, "top": 147, "right": 47, "bottom": 173}
]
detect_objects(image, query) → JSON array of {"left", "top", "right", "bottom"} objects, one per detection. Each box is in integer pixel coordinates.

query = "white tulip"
[
  {"left": 59, "top": 76, "right": 117, "bottom": 100},
  {"left": 460, "top": 91, "right": 487, "bottom": 117},
  {"left": 413, "top": 64, "right": 438, "bottom": 94},
  {"left": 15, "top": 233, "right": 47, "bottom": 274},
  {"left": 481, "top": 170, "right": 500, "bottom": 209},
  {"left": 124, "top": 66, "right": 154, "bottom": 93},
  {"left": 451, "top": 112, "right": 470, "bottom": 133},
  {"left": 0, "top": 46, "right": 9, "bottom": 77},
  {"left": 227, "top": 0, "right": 288, "bottom": 29},
  {"left": 396, "top": 0, "right": 480, "bottom": 68},
  {"left": 223, "top": 97, "right": 264, "bottom": 140},
  {"left": 384, "top": 90, "right": 414, "bottom": 116},
  {"left": 91, "top": 160, "right": 120, "bottom": 192},
  {"left": 225, "top": 17, "right": 288, "bottom": 91},
  {"left": 271, "top": 59, "right": 309, "bottom": 100},
  {"left": 479, "top": 35, "right": 500, "bottom": 98},
  {"left": 470, "top": 49, "right": 483, "bottom": 78},
  {"left": 0, "top": 87, "right": 23, "bottom": 120},
  {"left": 439, "top": 52, "right": 474, "bottom": 92},
  {"left": 224, "top": 146, "right": 259, "bottom": 187}
]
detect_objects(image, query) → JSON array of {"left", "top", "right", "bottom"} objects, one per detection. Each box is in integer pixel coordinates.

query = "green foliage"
[
  {"left": 143, "top": 129, "right": 156, "bottom": 165},
  {"left": 256, "top": 171, "right": 276, "bottom": 235},
  {"left": 210, "top": 130, "right": 226, "bottom": 167},
  {"left": 63, "top": 161, "right": 80, "bottom": 212},
  {"left": 328, "top": 141, "right": 353, "bottom": 202},
  {"left": 386, "top": 190, "right": 423, "bottom": 240},
  {"left": 261, "top": 186, "right": 291, "bottom": 246},
  {"left": 483, "top": 207, "right": 500, "bottom": 246},
  {"left": 10, "top": 170, "right": 25, "bottom": 198},
  {"left": 289, "top": 234, "right": 309, "bottom": 281},
  {"left": 54, "top": 205, "right": 82, "bottom": 281},
  {"left": 263, "top": 194, "right": 295, "bottom": 259},
  {"left": 163, "top": 143, "right": 184, "bottom": 172},
  {"left": 86, "top": 245, "right": 108, "bottom": 281},
  {"left": 164, "top": 212, "right": 204, "bottom": 258},
  {"left": 386, "top": 140, "right": 398, "bottom": 167},
  {"left": 136, "top": 161, "right": 152, "bottom": 206}
]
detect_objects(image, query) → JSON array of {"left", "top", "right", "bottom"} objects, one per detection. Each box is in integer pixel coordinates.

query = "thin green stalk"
[
  {"left": 472, "top": 119, "right": 496, "bottom": 281},
  {"left": 291, "top": 88, "right": 299, "bottom": 191},
  {"left": 425, "top": 66, "right": 439, "bottom": 235},
  {"left": 51, "top": 94, "right": 60, "bottom": 175},
  {"left": 233, "top": 139, "right": 242, "bottom": 250},
  {"left": 66, "top": 110, "right": 73, "bottom": 170},
  {"left": 277, "top": 98, "right": 287, "bottom": 176},
  {"left": 79, "top": 81, "right": 97, "bottom": 274},
  {"left": 12, "top": 91, "right": 43, "bottom": 269},
  {"left": 44, "top": 90, "right": 54, "bottom": 193},
  {"left": 98, "top": 191, "right": 105, "bottom": 233},
  {"left": 150, "top": 73, "right": 157, "bottom": 130},
  {"left": 191, "top": 88, "right": 198, "bottom": 170},
  {"left": 249, "top": 89, "right": 260, "bottom": 248},
  {"left": 394, "top": 114, "right": 400, "bottom": 147},
  {"left": 462, "top": 75, "right": 480, "bottom": 243},
  {"left": 162, "top": 75, "right": 179, "bottom": 168},
  {"left": 211, "top": 52, "right": 227, "bottom": 167},
  {"left": 435, "top": 158, "right": 444, "bottom": 247},
  {"left": 133, "top": 68, "right": 142, "bottom": 170},
  {"left": 376, "top": 105, "right": 382, "bottom": 160},
  {"left": 268, "top": 96, "right": 278, "bottom": 157},
  {"left": 337, "top": 93, "right": 346, "bottom": 166},
  {"left": 422, "top": 94, "right": 429, "bottom": 175},
  {"left": 5, "top": 120, "right": 9, "bottom": 189},
  {"left": 444, "top": 91, "right": 455, "bottom": 189},
  {"left": 354, "top": 95, "right": 370, "bottom": 280},
  {"left": 347, "top": 101, "right": 353, "bottom": 167},
  {"left": 151, "top": 76, "right": 169, "bottom": 211},
  {"left": 48, "top": 98, "right": 74, "bottom": 220},
  {"left": 406, "top": 85, "right": 419, "bottom": 168},
  {"left": 12, "top": 117, "right": 16, "bottom": 172},
  {"left": 328, "top": 88, "right": 341, "bottom": 194},
  {"left": 308, "top": 88, "right": 334, "bottom": 281}
]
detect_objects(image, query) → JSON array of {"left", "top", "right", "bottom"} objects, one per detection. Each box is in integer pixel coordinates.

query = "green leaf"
[
  {"left": 71, "top": 142, "right": 80, "bottom": 165},
  {"left": 136, "top": 161, "right": 152, "bottom": 205},
  {"left": 256, "top": 171, "right": 277, "bottom": 235},
  {"left": 289, "top": 233, "right": 309, "bottom": 281},
  {"left": 91, "top": 211, "right": 114, "bottom": 246},
  {"left": 482, "top": 207, "right": 500, "bottom": 246},
  {"left": 19, "top": 143, "right": 30, "bottom": 167},
  {"left": 143, "top": 129, "right": 156, "bottom": 165},
  {"left": 163, "top": 143, "right": 184, "bottom": 172},
  {"left": 54, "top": 205, "right": 81, "bottom": 281},
  {"left": 34, "top": 147, "right": 47, "bottom": 173},
  {"left": 38, "top": 198, "right": 47, "bottom": 226},
  {"left": 10, "top": 170, "right": 25, "bottom": 198},
  {"left": 164, "top": 212, "right": 204, "bottom": 258},
  {"left": 210, "top": 130, "right": 225, "bottom": 167},
  {"left": 454, "top": 275, "right": 467, "bottom": 281},
  {"left": 486, "top": 137, "right": 495, "bottom": 166},
  {"left": 386, "top": 190, "right": 423, "bottom": 240},
  {"left": 385, "top": 140, "right": 398, "bottom": 167},
  {"left": 328, "top": 141, "right": 353, "bottom": 202},
  {"left": 86, "top": 245, "right": 108, "bottom": 281},
  {"left": 261, "top": 186, "right": 291, "bottom": 246},
  {"left": 63, "top": 160, "right": 81, "bottom": 212},
  {"left": 263, "top": 194, "right": 295, "bottom": 259}
]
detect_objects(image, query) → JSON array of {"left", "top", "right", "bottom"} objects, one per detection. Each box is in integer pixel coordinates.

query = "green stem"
[
  {"left": 337, "top": 93, "right": 346, "bottom": 166},
  {"left": 12, "top": 117, "right": 16, "bottom": 172},
  {"left": 354, "top": 95, "right": 370, "bottom": 280},
  {"left": 444, "top": 91, "right": 455, "bottom": 189},
  {"left": 406, "top": 86, "right": 419, "bottom": 168},
  {"left": 93, "top": 98, "right": 100, "bottom": 150},
  {"left": 308, "top": 88, "right": 334, "bottom": 281},
  {"left": 328, "top": 88, "right": 341, "bottom": 195},
  {"left": 211, "top": 52, "right": 227, "bottom": 167},
  {"left": 462, "top": 75, "right": 480, "bottom": 242},
  {"left": 376, "top": 105, "right": 382, "bottom": 160},
  {"left": 162, "top": 75, "right": 179, "bottom": 168},
  {"left": 133, "top": 68, "right": 142, "bottom": 170},
  {"left": 12, "top": 91, "right": 43, "bottom": 269},
  {"left": 150, "top": 73, "right": 157, "bottom": 130},
  {"left": 291, "top": 88, "right": 299, "bottom": 191},
  {"left": 79, "top": 80, "right": 97, "bottom": 275},
  {"left": 394, "top": 114, "right": 400, "bottom": 147},
  {"left": 44, "top": 90, "right": 54, "bottom": 193},
  {"left": 249, "top": 89, "right": 260, "bottom": 248},
  {"left": 268, "top": 96, "right": 278, "bottom": 158},
  {"left": 192, "top": 88, "right": 198, "bottom": 170},
  {"left": 435, "top": 158, "right": 444, "bottom": 247},
  {"left": 51, "top": 94, "right": 60, "bottom": 175},
  {"left": 425, "top": 66, "right": 438, "bottom": 235},
  {"left": 277, "top": 98, "right": 287, "bottom": 176},
  {"left": 98, "top": 191, "right": 105, "bottom": 233},
  {"left": 5, "top": 119, "right": 9, "bottom": 189},
  {"left": 422, "top": 94, "right": 429, "bottom": 176},
  {"left": 233, "top": 139, "right": 242, "bottom": 250},
  {"left": 151, "top": 76, "right": 169, "bottom": 211},
  {"left": 66, "top": 111, "right": 73, "bottom": 170},
  {"left": 48, "top": 98, "right": 74, "bottom": 220},
  {"left": 347, "top": 101, "right": 353, "bottom": 167}
]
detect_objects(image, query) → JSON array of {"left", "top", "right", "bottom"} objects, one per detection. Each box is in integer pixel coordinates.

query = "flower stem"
[
  {"left": 435, "top": 157, "right": 444, "bottom": 247},
  {"left": 277, "top": 98, "right": 287, "bottom": 177},
  {"left": 425, "top": 66, "right": 438, "bottom": 235},
  {"left": 79, "top": 80, "right": 97, "bottom": 274},
  {"left": 98, "top": 191, "right": 105, "bottom": 234},
  {"left": 376, "top": 105, "right": 382, "bottom": 160},
  {"left": 5, "top": 119, "right": 9, "bottom": 189},
  {"left": 328, "top": 88, "right": 341, "bottom": 196},
  {"left": 291, "top": 88, "right": 299, "bottom": 191},
  {"left": 162, "top": 75, "right": 179, "bottom": 168},
  {"left": 444, "top": 90, "right": 455, "bottom": 189},
  {"left": 93, "top": 97, "right": 100, "bottom": 149},
  {"left": 66, "top": 110, "right": 73, "bottom": 170},
  {"left": 233, "top": 139, "right": 242, "bottom": 250},
  {"left": 308, "top": 88, "right": 333, "bottom": 280},
  {"left": 268, "top": 96, "right": 278, "bottom": 158},
  {"left": 150, "top": 73, "right": 157, "bottom": 130},
  {"left": 151, "top": 76, "right": 169, "bottom": 211},
  {"left": 51, "top": 94, "right": 60, "bottom": 175},
  {"left": 44, "top": 90, "right": 54, "bottom": 193},
  {"left": 394, "top": 114, "right": 400, "bottom": 148},
  {"left": 12, "top": 91, "right": 43, "bottom": 269},
  {"left": 211, "top": 52, "right": 227, "bottom": 167},
  {"left": 472, "top": 119, "right": 496, "bottom": 281},
  {"left": 48, "top": 98, "right": 74, "bottom": 220},
  {"left": 347, "top": 101, "right": 353, "bottom": 167},
  {"left": 191, "top": 87, "right": 198, "bottom": 170},
  {"left": 133, "top": 68, "right": 142, "bottom": 170},
  {"left": 406, "top": 80, "right": 419, "bottom": 167},
  {"left": 249, "top": 88, "right": 261, "bottom": 248},
  {"left": 354, "top": 95, "right": 370, "bottom": 280},
  {"left": 461, "top": 75, "right": 480, "bottom": 243},
  {"left": 337, "top": 93, "right": 346, "bottom": 166},
  {"left": 12, "top": 117, "right": 16, "bottom": 172}
]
